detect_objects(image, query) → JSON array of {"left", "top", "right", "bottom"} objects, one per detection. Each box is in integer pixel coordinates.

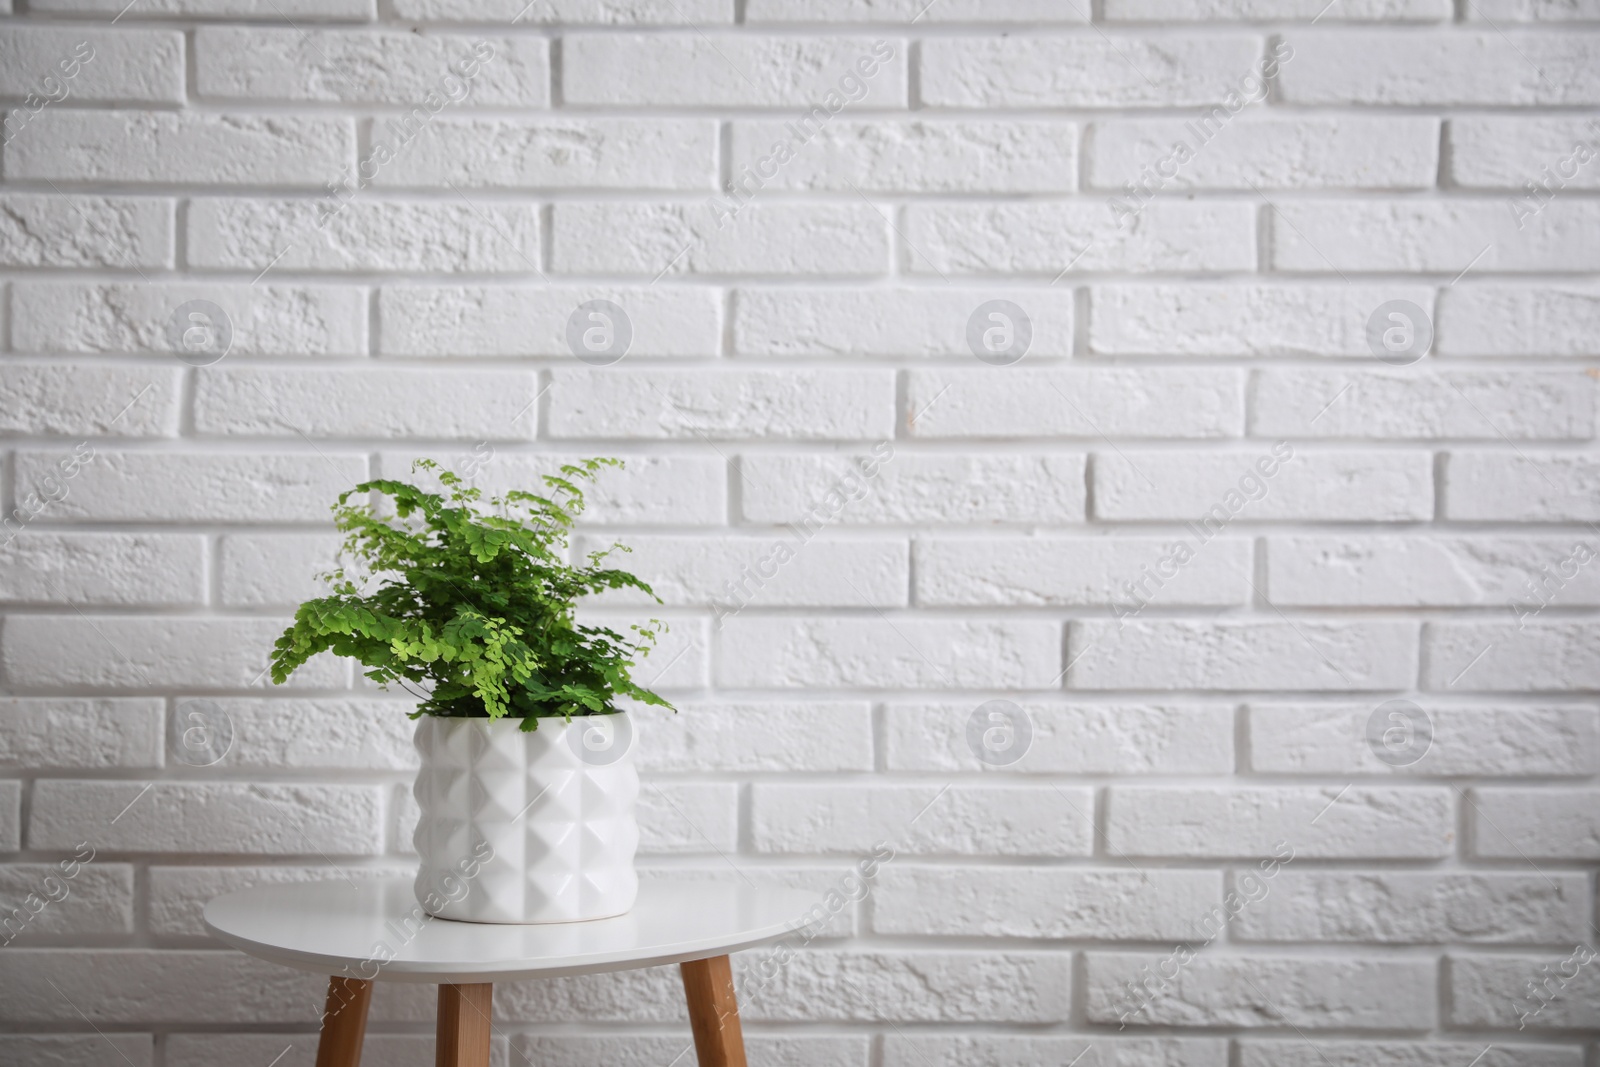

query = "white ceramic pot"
[{"left": 411, "top": 713, "right": 639, "bottom": 924}]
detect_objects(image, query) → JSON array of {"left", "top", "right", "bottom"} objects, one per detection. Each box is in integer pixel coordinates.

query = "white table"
[{"left": 205, "top": 876, "right": 816, "bottom": 1067}]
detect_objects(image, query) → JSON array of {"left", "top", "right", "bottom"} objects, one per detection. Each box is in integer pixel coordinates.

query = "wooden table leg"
[
  {"left": 436, "top": 982, "right": 493, "bottom": 1067},
  {"left": 314, "top": 976, "right": 373, "bottom": 1067},
  {"left": 680, "top": 955, "right": 748, "bottom": 1067}
]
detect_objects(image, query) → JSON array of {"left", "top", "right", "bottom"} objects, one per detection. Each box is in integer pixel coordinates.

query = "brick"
[
  {"left": 0, "top": 1035, "right": 153, "bottom": 1067},
  {"left": 517, "top": 1035, "right": 863, "bottom": 1067},
  {"left": 884, "top": 702, "right": 1234, "bottom": 774},
  {"left": 1446, "top": 453, "right": 1600, "bottom": 520},
  {"left": 1469, "top": 787, "right": 1600, "bottom": 859},
  {"left": 167, "top": 1034, "right": 510, "bottom": 1067},
  {"left": 745, "top": 951, "right": 1071, "bottom": 1023},
  {"left": 373, "top": 118, "right": 715, "bottom": 190},
  {"left": 1239, "top": 1042, "right": 1580, "bottom": 1067},
  {"left": 196, "top": 30, "right": 547, "bottom": 106},
  {"left": 1, "top": 617, "right": 346, "bottom": 690},
  {"left": 194, "top": 367, "right": 537, "bottom": 440},
  {"left": 574, "top": 535, "right": 907, "bottom": 608},
  {"left": 921, "top": 35, "right": 1262, "bottom": 107},
  {"left": 1232, "top": 870, "right": 1589, "bottom": 943},
  {"left": 1450, "top": 117, "right": 1600, "bottom": 189},
  {"left": 563, "top": 35, "right": 906, "bottom": 107},
  {"left": 635, "top": 783, "right": 738, "bottom": 854},
  {"left": 552, "top": 203, "right": 888, "bottom": 277},
  {"left": 907, "top": 370, "right": 1243, "bottom": 439},
  {"left": 1086, "top": 953, "right": 1436, "bottom": 1028},
  {"left": 1438, "top": 285, "right": 1600, "bottom": 357},
  {"left": 147, "top": 865, "right": 413, "bottom": 937},
  {"left": 733, "top": 287, "right": 1073, "bottom": 358},
  {"left": 916, "top": 536, "right": 1249, "bottom": 606},
  {"left": 1072, "top": 620, "right": 1418, "bottom": 691},
  {"left": 188, "top": 199, "right": 539, "bottom": 274},
  {"left": 204, "top": 698, "right": 417, "bottom": 770},
  {"left": 1273, "top": 201, "right": 1600, "bottom": 272},
  {"left": 376, "top": 451, "right": 725, "bottom": 525},
  {"left": 749, "top": 0, "right": 1088, "bottom": 18},
  {"left": 1449, "top": 953, "right": 1600, "bottom": 1029},
  {"left": 904, "top": 203, "right": 1255, "bottom": 275},
  {"left": 378, "top": 285, "right": 720, "bottom": 358},
  {"left": 1106, "top": 0, "right": 1446, "bottom": 16},
  {"left": 753, "top": 783, "right": 1091, "bottom": 856},
  {"left": 718, "top": 617, "right": 1062, "bottom": 689},
  {"left": 0, "top": 863, "right": 134, "bottom": 938},
  {"left": 874, "top": 867, "right": 1220, "bottom": 939},
  {"left": 547, "top": 369, "right": 894, "bottom": 440},
  {"left": 1427, "top": 622, "right": 1600, "bottom": 691},
  {"left": 1096, "top": 449, "right": 1432, "bottom": 521},
  {"left": 15, "top": 451, "right": 365, "bottom": 523},
  {"left": 883, "top": 1037, "right": 1226, "bottom": 1067},
  {"left": 1091, "top": 283, "right": 1436, "bottom": 357},
  {"left": 1267, "top": 535, "right": 1600, "bottom": 607},
  {"left": 730, "top": 120, "right": 1076, "bottom": 193},
  {"left": 1467, "top": 0, "right": 1600, "bottom": 16},
  {"left": 639, "top": 866, "right": 863, "bottom": 938},
  {"left": 1089, "top": 117, "right": 1438, "bottom": 190},
  {"left": 1251, "top": 369, "right": 1593, "bottom": 439},
  {"left": 0, "top": 28, "right": 183, "bottom": 104},
  {"left": 0, "top": 534, "right": 205, "bottom": 607},
  {"left": 1280, "top": 32, "right": 1600, "bottom": 105},
  {"left": 1249, "top": 704, "right": 1597, "bottom": 776},
  {"left": 0, "top": 195, "right": 170, "bottom": 270},
  {"left": 0, "top": 698, "right": 163, "bottom": 770},
  {"left": 590, "top": 614, "right": 708, "bottom": 691},
  {"left": 0, "top": 782, "right": 16, "bottom": 851},
  {"left": 6, "top": 112, "right": 354, "bottom": 187},
  {"left": 742, "top": 453, "right": 1087, "bottom": 525},
  {"left": 634, "top": 702, "right": 872, "bottom": 773},
  {"left": 12, "top": 282, "right": 367, "bottom": 357},
  {"left": 0, "top": 363, "right": 181, "bottom": 437},
  {"left": 29, "top": 782, "right": 384, "bottom": 855},
  {"left": 220, "top": 533, "right": 341, "bottom": 608},
  {"left": 1106, "top": 785, "right": 1451, "bottom": 858},
  {"left": 33, "top": 0, "right": 371, "bottom": 13},
  {"left": 393, "top": 0, "right": 728, "bottom": 18}
]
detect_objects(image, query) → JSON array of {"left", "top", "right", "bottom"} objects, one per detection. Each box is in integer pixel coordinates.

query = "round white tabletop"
[{"left": 205, "top": 876, "right": 817, "bottom": 984}]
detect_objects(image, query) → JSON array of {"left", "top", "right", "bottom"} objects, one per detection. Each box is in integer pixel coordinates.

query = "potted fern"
[{"left": 269, "top": 459, "right": 671, "bottom": 924}]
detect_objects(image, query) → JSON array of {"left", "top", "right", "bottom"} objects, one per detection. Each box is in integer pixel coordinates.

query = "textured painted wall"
[{"left": 0, "top": 0, "right": 1598, "bottom": 1064}]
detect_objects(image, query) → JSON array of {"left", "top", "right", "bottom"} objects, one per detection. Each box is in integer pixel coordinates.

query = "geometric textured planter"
[{"left": 411, "top": 713, "right": 639, "bottom": 924}]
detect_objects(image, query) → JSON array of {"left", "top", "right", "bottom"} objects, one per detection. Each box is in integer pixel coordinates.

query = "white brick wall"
[{"left": 0, "top": 2, "right": 1595, "bottom": 1065}]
